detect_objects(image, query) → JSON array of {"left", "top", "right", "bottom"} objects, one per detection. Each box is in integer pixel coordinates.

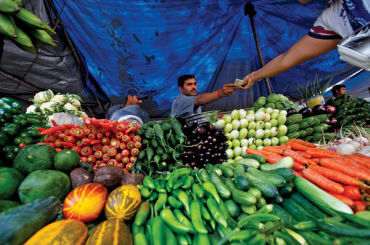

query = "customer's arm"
[
  {"left": 240, "top": 35, "right": 340, "bottom": 89},
  {"left": 195, "top": 83, "right": 236, "bottom": 105}
]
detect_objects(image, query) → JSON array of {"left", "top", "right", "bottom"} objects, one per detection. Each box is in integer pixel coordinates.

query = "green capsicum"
[{"left": 1, "top": 123, "right": 20, "bottom": 136}]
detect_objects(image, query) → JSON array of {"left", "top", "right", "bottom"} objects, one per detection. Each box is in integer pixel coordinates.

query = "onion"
[
  {"left": 348, "top": 141, "right": 361, "bottom": 151},
  {"left": 358, "top": 146, "right": 370, "bottom": 157},
  {"left": 326, "top": 147, "right": 337, "bottom": 152},
  {"left": 336, "top": 143, "right": 357, "bottom": 155},
  {"left": 335, "top": 139, "right": 345, "bottom": 144},
  {"left": 353, "top": 136, "right": 369, "bottom": 146},
  {"left": 343, "top": 137, "right": 352, "bottom": 143}
]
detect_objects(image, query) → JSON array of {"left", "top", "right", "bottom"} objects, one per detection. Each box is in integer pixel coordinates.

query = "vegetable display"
[
  {"left": 216, "top": 107, "right": 289, "bottom": 161},
  {"left": 252, "top": 93, "right": 300, "bottom": 111},
  {"left": 134, "top": 118, "right": 186, "bottom": 174}
]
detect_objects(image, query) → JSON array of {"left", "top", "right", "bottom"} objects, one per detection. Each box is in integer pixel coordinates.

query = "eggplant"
[
  {"left": 325, "top": 105, "right": 336, "bottom": 115},
  {"left": 329, "top": 116, "right": 338, "bottom": 125},
  {"left": 287, "top": 108, "right": 297, "bottom": 116},
  {"left": 312, "top": 105, "right": 326, "bottom": 115},
  {"left": 298, "top": 107, "right": 313, "bottom": 118}
]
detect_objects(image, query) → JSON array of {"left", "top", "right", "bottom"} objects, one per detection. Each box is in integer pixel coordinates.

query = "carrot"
[
  {"left": 289, "top": 143, "right": 311, "bottom": 152},
  {"left": 303, "top": 167, "right": 344, "bottom": 194},
  {"left": 280, "top": 144, "right": 292, "bottom": 150},
  {"left": 307, "top": 159, "right": 318, "bottom": 166},
  {"left": 328, "top": 193, "right": 354, "bottom": 207},
  {"left": 306, "top": 148, "right": 341, "bottom": 158},
  {"left": 311, "top": 158, "right": 320, "bottom": 164},
  {"left": 343, "top": 185, "right": 363, "bottom": 200},
  {"left": 354, "top": 201, "right": 368, "bottom": 213},
  {"left": 292, "top": 162, "right": 305, "bottom": 171},
  {"left": 343, "top": 154, "right": 370, "bottom": 168},
  {"left": 296, "top": 151, "right": 312, "bottom": 159},
  {"left": 288, "top": 139, "right": 316, "bottom": 148},
  {"left": 292, "top": 169, "right": 304, "bottom": 177},
  {"left": 265, "top": 154, "right": 284, "bottom": 164},
  {"left": 283, "top": 149, "right": 308, "bottom": 165},
  {"left": 246, "top": 148, "right": 264, "bottom": 156},
  {"left": 338, "top": 157, "right": 370, "bottom": 173},
  {"left": 263, "top": 146, "right": 285, "bottom": 155},
  {"left": 354, "top": 153, "right": 370, "bottom": 161},
  {"left": 310, "top": 165, "right": 363, "bottom": 186},
  {"left": 320, "top": 158, "right": 370, "bottom": 182}
]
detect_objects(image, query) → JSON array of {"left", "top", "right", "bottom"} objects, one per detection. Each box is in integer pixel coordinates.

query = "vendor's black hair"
[
  {"left": 178, "top": 74, "right": 195, "bottom": 87},
  {"left": 332, "top": 85, "right": 345, "bottom": 96}
]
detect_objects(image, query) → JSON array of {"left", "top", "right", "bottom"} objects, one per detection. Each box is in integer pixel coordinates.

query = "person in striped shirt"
[{"left": 239, "top": 0, "right": 370, "bottom": 90}]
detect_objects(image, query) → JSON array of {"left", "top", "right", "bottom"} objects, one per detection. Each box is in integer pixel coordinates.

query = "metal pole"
[{"left": 244, "top": 2, "right": 272, "bottom": 94}]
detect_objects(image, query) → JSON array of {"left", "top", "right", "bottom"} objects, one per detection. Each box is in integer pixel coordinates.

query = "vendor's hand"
[
  {"left": 239, "top": 72, "right": 258, "bottom": 90},
  {"left": 221, "top": 83, "right": 237, "bottom": 96}
]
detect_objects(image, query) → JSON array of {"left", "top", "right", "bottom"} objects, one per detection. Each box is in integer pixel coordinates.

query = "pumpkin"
[
  {"left": 24, "top": 219, "right": 88, "bottom": 245},
  {"left": 104, "top": 184, "right": 141, "bottom": 220},
  {"left": 85, "top": 218, "right": 132, "bottom": 245},
  {"left": 63, "top": 183, "right": 108, "bottom": 222}
]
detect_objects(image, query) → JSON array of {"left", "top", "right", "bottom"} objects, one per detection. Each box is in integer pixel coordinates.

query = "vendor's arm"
[
  {"left": 240, "top": 35, "right": 340, "bottom": 89},
  {"left": 195, "top": 83, "right": 236, "bottom": 105}
]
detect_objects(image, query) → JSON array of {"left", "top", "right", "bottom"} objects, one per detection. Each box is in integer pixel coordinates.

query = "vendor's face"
[
  {"left": 128, "top": 95, "right": 142, "bottom": 105},
  {"left": 180, "top": 78, "right": 197, "bottom": 96},
  {"left": 339, "top": 87, "right": 346, "bottom": 95}
]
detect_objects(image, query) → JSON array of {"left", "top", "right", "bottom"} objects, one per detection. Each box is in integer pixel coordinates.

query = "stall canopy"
[{"left": 1, "top": 0, "right": 368, "bottom": 117}]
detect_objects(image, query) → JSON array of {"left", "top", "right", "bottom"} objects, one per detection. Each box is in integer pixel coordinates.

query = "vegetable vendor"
[
  {"left": 332, "top": 85, "right": 346, "bottom": 97},
  {"left": 171, "top": 74, "right": 237, "bottom": 118},
  {"left": 239, "top": 0, "right": 370, "bottom": 90},
  {"left": 106, "top": 88, "right": 150, "bottom": 123}
]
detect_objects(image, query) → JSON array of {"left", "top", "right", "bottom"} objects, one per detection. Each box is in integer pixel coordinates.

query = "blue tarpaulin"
[{"left": 53, "top": 0, "right": 368, "bottom": 117}]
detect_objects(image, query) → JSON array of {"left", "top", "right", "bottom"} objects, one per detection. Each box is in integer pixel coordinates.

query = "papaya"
[
  {"left": 0, "top": 167, "right": 24, "bottom": 199},
  {"left": 54, "top": 149, "right": 80, "bottom": 172}
]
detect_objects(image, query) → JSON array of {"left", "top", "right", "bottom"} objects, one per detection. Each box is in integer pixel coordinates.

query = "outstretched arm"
[
  {"left": 195, "top": 83, "right": 236, "bottom": 106},
  {"left": 240, "top": 35, "right": 340, "bottom": 89}
]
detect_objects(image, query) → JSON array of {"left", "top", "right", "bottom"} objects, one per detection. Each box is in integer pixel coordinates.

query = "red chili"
[
  {"left": 127, "top": 141, "right": 135, "bottom": 150},
  {"left": 76, "top": 140, "right": 83, "bottom": 147},
  {"left": 101, "top": 137, "right": 110, "bottom": 145},
  {"left": 134, "top": 141, "right": 142, "bottom": 149},
  {"left": 105, "top": 132, "right": 111, "bottom": 137},
  {"left": 19, "top": 143, "right": 26, "bottom": 148},
  {"left": 94, "top": 151, "right": 103, "bottom": 159},
  {"left": 82, "top": 138, "right": 92, "bottom": 145},
  {"left": 122, "top": 157, "right": 130, "bottom": 164},
  {"left": 107, "top": 159, "right": 118, "bottom": 167},
  {"left": 55, "top": 148, "right": 63, "bottom": 152},
  {"left": 121, "top": 135, "right": 131, "bottom": 143},
  {"left": 64, "top": 129, "right": 70, "bottom": 135},
  {"left": 88, "top": 133, "right": 96, "bottom": 140},
  {"left": 131, "top": 148, "right": 139, "bottom": 156},
  {"left": 108, "top": 147, "right": 117, "bottom": 157},
  {"left": 110, "top": 139, "right": 120, "bottom": 149},
  {"left": 91, "top": 128, "right": 98, "bottom": 134},
  {"left": 81, "top": 146, "right": 93, "bottom": 156},
  {"left": 60, "top": 142, "right": 75, "bottom": 148},
  {"left": 40, "top": 126, "right": 65, "bottom": 135},
  {"left": 121, "top": 149, "right": 130, "bottom": 157},
  {"left": 102, "top": 154, "right": 110, "bottom": 162},
  {"left": 43, "top": 135, "right": 50, "bottom": 142},
  {"left": 62, "top": 124, "right": 76, "bottom": 129},
  {"left": 115, "top": 153, "right": 123, "bottom": 162},
  {"left": 102, "top": 145, "right": 110, "bottom": 154},
  {"left": 96, "top": 132, "right": 103, "bottom": 140},
  {"left": 71, "top": 146, "right": 81, "bottom": 154},
  {"left": 119, "top": 142, "right": 126, "bottom": 150},
  {"left": 130, "top": 156, "right": 136, "bottom": 163},
  {"left": 71, "top": 128, "right": 85, "bottom": 138},
  {"left": 55, "top": 139, "right": 63, "bottom": 147},
  {"left": 115, "top": 132, "right": 124, "bottom": 139},
  {"left": 80, "top": 156, "right": 88, "bottom": 163},
  {"left": 126, "top": 163, "right": 133, "bottom": 171},
  {"left": 87, "top": 155, "right": 96, "bottom": 164},
  {"left": 90, "top": 140, "right": 100, "bottom": 145},
  {"left": 125, "top": 128, "right": 134, "bottom": 135},
  {"left": 116, "top": 123, "right": 127, "bottom": 132},
  {"left": 133, "top": 135, "right": 141, "bottom": 142},
  {"left": 92, "top": 144, "right": 102, "bottom": 152},
  {"left": 83, "top": 128, "right": 91, "bottom": 135},
  {"left": 64, "top": 136, "right": 76, "bottom": 144},
  {"left": 51, "top": 120, "right": 58, "bottom": 127}
]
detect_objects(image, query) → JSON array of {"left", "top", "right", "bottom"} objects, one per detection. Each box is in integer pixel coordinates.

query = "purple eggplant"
[
  {"left": 312, "top": 105, "right": 326, "bottom": 115},
  {"left": 287, "top": 108, "right": 297, "bottom": 116},
  {"left": 298, "top": 107, "right": 313, "bottom": 118},
  {"left": 325, "top": 105, "right": 336, "bottom": 115}
]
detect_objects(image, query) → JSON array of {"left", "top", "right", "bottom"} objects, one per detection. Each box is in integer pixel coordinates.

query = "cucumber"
[
  {"left": 264, "top": 168, "right": 295, "bottom": 181},
  {"left": 298, "top": 231, "right": 332, "bottom": 245},
  {"left": 279, "top": 183, "right": 294, "bottom": 197},
  {"left": 247, "top": 167, "right": 286, "bottom": 187},
  {"left": 243, "top": 154, "right": 266, "bottom": 164},
  {"left": 209, "top": 171, "right": 231, "bottom": 199},
  {"left": 235, "top": 158, "right": 260, "bottom": 168},
  {"left": 259, "top": 157, "right": 294, "bottom": 171},
  {"left": 241, "top": 205, "right": 257, "bottom": 215},
  {"left": 217, "top": 164, "right": 234, "bottom": 178},
  {"left": 224, "top": 178, "right": 257, "bottom": 206},
  {"left": 224, "top": 199, "right": 240, "bottom": 218},
  {"left": 290, "top": 192, "right": 326, "bottom": 219},
  {"left": 234, "top": 165, "right": 249, "bottom": 191},
  {"left": 282, "top": 199, "right": 313, "bottom": 222},
  {"left": 245, "top": 172, "right": 278, "bottom": 198},
  {"left": 271, "top": 204, "right": 298, "bottom": 228},
  {"left": 0, "top": 197, "right": 60, "bottom": 245}
]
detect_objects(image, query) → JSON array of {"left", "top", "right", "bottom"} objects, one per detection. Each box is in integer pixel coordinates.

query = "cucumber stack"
[{"left": 0, "top": 0, "right": 56, "bottom": 53}]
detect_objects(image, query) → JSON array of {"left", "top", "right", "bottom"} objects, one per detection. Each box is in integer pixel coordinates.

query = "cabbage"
[
  {"left": 264, "top": 113, "right": 271, "bottom": 122},
  {"left": 257, "top": 108, "right": 266, "bottom": 113},
  {"left": 223, "top": 115, "right": 232, "bottom": 123},
  {"left": 239, "top": 128, "right": 248, "bottom": 139},
  {"left": 270, "top": 111, "right": 279, "bottom": 119},
  {"left": 255, "top": 139, "right": 263, "bottom": 146},
  {"left": 246, "top": 110, "right": 255, "bottom": 115},
  {"left": 255, "top": 111, "right": 265, "bottom": 121},
  {"left": 278, "top": 115, "right": 287, "bottom": 126},
  {"left": 255, "top": 96, "right": 266, "bottom": 106},
  {"left": 230, "top": 130, "right": 239, "bottom": 139},
  {"left": 256, "top": 129, "right": 265, "bottom": 139},
  {"left": 265, "top": 107, "right": 273, "bottom": 114},
  {"left": 271, "top": 127, "right": 279, "bottom": 137},
  {"left": 248, "top": 138, "right": 255, "bottom": 145},
  {"left": 279, "top": 136, "right": 289, "bottom": 144},
  {"left": 40, "top": 102, "right": 60, "bottom": 115},
  {"left": 264, "top": 129, "right": 271, "bottom": 138},
  {"left": 232, "top": 139, "right": 241, "bottom": 148},
  {"left": 246, "top": 114, "right": 255, "bottom": 121},
  {"left": 257, "top": 146, "right": 264, "bottom": 150},
  {"left": 226, "top": 140, "right": 233, "bottom": 149},
  {"left": 248, "top": 129, "right": 256, "bottom": 138},
  {"left": 232, "top": 120, "right": 240, "bottom": 130},
  {"left": 263, "top": 138, "right": 272, "bottom": 146},
  {"left": 267, "top": 94, "right": 279, "bottom": 103},
  {"left": 26, "top": 105, "right": 39, "bottom": 114},
  {"left": 270, "top": 119, "right": 278, "bottom": 127},
  {"left": 78, "top": 111, "right": 89, "bottom": 118},
  {"left": 256, "top": 121, "right": 264, "bottom": 129},
  {"left": 241, "top": 139, "right": 249, "bottom": 147},
  {"left": 231, "top": 109, "right": 240, "bottom": 120},
  {"left": 227, "top": 158, "right": 235, "bottom": 164},
  {"left": 68, "top": 98, "right": 81, "bottom": 107},
  {"left": 278, "top": 125, "right": 288, "bottom": 136},
  {"left": 265, "top": 103, "right": 275, "bottom": 109},
  {"left": 215, "top": 119, "right": 225, "bottom": 129},
  {"left": 248, "top": 121, "right": 256, "bottom": 130},
  {"left": 249, "top": 144, "right": 257, "bottom": 150},
  {"left": 33, "top": 89, "right": 54, "bottom": 104},
  {"left": 234, "top": 146, "right": 242, "bottom": 157},
  {"left": 277, "top": 94, "right": 289, "bottom": 102},
  {"left": 271, "top": 137, "right": 279, "bottom": 146},
  {"left": 240, "top": 119, "right": 248, "bottom": 128},
  {"left": 241, "top": 146, "right": 248, "bottom": 157},
  {"left": 239, "top": 109, "right": 247, "bottom": 119},
  {"left": 226, "top": 149, "right": 234, "bottom": 159},
  {"left": 50, "top": 94, "right": 66, "bottom": 105},
  {"left": 279, "top": 110, "right": 287, "bottom": 117},
  {"left": 224, "top": 123, "right": 233, "bottom": 133},
  {"left": 264, "top": 122, "right": 272, "bottom": 129}
]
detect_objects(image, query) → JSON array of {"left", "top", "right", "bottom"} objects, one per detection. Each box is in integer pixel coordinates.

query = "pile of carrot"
[{"left": 246, "top": 138, "right": 370, "bottom": 213}]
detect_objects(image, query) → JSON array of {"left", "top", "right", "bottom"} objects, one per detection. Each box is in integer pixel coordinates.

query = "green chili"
[
  {"left": 168, "top": 196, "right": 182, "bottom": 209},
  {"left": 164, "top": 224, "right": 177, "bottom": 245},
  {"left": 193, "top": 234, "right": 211, "bottom": 245},
  {"left": 143, "top": 176, "right": 156, "bottom": 189},
  {"left": 202, "top": 181, "right": 221, "bottom": 204},
  {"left": 182, "top": 176, "right": 194, "bottom": 189},
  {"left": 173, "top": 190, "right": 191, "bottom": 216},
  {"left": 168, "top": 168, "right": 192, "bottom": 189},
  {"left": 173, "top": 209, "right": 194, "bottom": 232},
  {"left": 192, "top": 183, "right": 204, "bottom": 199},
  {"left": 170, "top": 118, "right": 185, "bottom": 137},
  {"left": 199, "top": 201, "right": 211, "bottom": 221},
  {"left": 152, "top": 216, "right": 165, "bottom": 245},
  {"left": 149, "top": 191, "right": 158, "bottom": 202},
  {"left": 160, "top": 208, "right": 192, "bottom": 234},
  {"left": 206, "top": 197, "right": 227, "bottom": 228},
  {"left": 154, "top": 192, "right": 167, "bottom": 214},
  {"left": 190, "top": 200, "right": 208, "bottom": 234},
  {"left": 133, "top": 225, "right": 148, "bottom": 245},
  {"left": 134, "top": 202, "right": 151, "bottom": 226}
]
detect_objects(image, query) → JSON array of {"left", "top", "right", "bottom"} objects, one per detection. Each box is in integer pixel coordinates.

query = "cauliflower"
[
  {"left": 33, "top": 89, "right": 54, "bottom": 104},
  {"left": 78, "top": 111, "right": 89, "bottom": 118},
  {"left": 40, "top": 102, "right": 60, "bottom": 115},
  {"left": 26, "top": 105, "right": 39, "bottom": 114},
  {"left": 63, "top": 103, "right": 78, "bottom": 114},
  {"left": 50, "top": 94, "right": 66, "bottom": 105},
  {"left": 68, "top": 98, "right": 81, "bottom": 107}
]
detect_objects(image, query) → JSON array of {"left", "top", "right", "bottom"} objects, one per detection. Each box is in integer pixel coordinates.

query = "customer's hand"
[
  {"left": 239, "top": 72, "right": 258, "bottom": 90},
  {"left": 221, "top": 83, "right": 237, "bottom": 96}
]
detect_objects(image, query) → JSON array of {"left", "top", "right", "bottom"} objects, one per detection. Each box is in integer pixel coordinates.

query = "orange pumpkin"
[
  {"left": 104, "top": 184, "right": 141, "bottom": 220},
  {"left": 63, "top": 183, "right": 108, "bottom": 222}
]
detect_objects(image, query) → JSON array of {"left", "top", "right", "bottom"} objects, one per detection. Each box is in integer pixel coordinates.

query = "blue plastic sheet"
[{"left": 54, "top": 0, "right": 366, "bottom": 117}]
